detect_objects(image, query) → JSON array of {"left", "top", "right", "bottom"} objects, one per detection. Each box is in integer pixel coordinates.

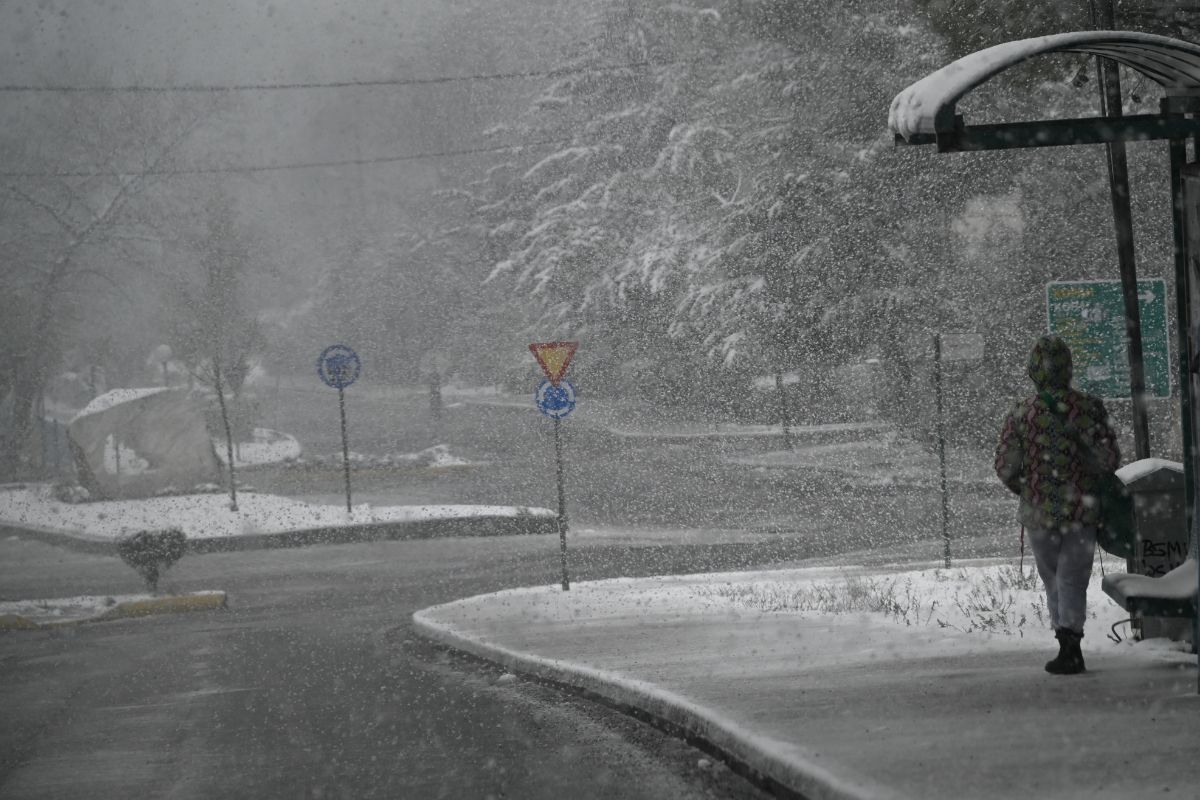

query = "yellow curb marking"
[
  {"left": 106, "top": 592, "right": 227, "bottom": 619},
  {"left": 0, "top": 592, "right": 227, "bottom": 631},
  {"left": 0, "top": 614, "right": 39, "bottom": 631}
]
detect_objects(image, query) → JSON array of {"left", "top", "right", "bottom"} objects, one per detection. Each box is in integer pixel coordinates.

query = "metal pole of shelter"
[
  {"left": 338, "top": 386, "right": 352, "bottom": 513},
  {"left": 1167, "top": 134, "right": 1198, "bottom": 686},
  {"left": 1090, "top": 3, "right": 1151, "bottom": 458},
  {"left": 554, "top": 416, "right": 570, "bottom": 591},
  {"left": 1168, "top": 135, "right": 1200, "bottom": 681},
  {"left": 1193, "top": 128, "right": 1200, "bottom": 679},
  {"left": 1170, "top": 139, "right": 1194, "bottom": 530},
  {"left": 934, "top": 335, "right": 951, "bottom": 568}
]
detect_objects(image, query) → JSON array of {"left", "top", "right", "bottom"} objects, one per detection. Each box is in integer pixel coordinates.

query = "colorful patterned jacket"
[{"left": 994, "top": 336, "right": 1121, "bottom": 533}]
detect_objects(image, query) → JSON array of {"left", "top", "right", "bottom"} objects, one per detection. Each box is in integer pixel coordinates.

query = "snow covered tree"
[
  {"left": 421, "top": 0, "right": 1187, "bottom": 437},
  {"left": 914, "top": 0, "right": 1200, "bottom": 58},
  {"left": 165, "top": 197, "right": 264, "bottom": 510},
  {"left": 0, "top": 88, "right": 211, "bottom": 479},
  {"left": 466, "top": 0, "right": 966, "bottom": 417}
]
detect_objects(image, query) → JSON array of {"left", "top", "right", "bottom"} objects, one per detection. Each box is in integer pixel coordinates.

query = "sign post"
[
  {"left": 933, "top": 332, "right": 984, "bottom": 568},
  {"left": 530, "top": 341, "right": 578, "bottom": 591},
  {"left": 317, "top": 344, "right": 361, "bottom": 513},
  {"left": 774, "top": 370, "right": 794, "bottom": 449}
]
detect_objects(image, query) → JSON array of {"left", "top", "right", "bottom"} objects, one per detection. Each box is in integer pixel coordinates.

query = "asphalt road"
[{"left": 1, "top": 533, "right": 795, "bottom": 800}]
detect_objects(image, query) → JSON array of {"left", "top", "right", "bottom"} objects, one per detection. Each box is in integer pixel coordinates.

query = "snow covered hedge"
[{"left": 116, "top": 528, "right": 187, "bottom": 593}]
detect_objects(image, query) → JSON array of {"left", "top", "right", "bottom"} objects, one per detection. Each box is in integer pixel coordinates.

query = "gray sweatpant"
[{"left": 1027, "top": 524, "right": 1097, "bottom": 634}]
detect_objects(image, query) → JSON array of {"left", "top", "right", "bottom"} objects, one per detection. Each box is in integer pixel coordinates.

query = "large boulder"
[{"left": 69, "top": 388, "right": 221, "bottom": 499}]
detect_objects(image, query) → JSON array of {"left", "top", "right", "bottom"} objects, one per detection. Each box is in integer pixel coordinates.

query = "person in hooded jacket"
[{"left": 994, "top": 335, "right": 1121, "bottom": 674}]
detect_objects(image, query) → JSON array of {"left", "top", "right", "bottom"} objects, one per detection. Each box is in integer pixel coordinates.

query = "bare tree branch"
[{"left": 5, "top": 186, "right": 84, "bottom": 238}]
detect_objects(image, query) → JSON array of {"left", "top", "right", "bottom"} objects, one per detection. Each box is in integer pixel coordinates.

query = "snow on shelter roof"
[
  {"left": 73, "top": 387, "right": 172, "bottom": 422},
  {"left": 889, "top": 31, "right": 1200, "bottom": 141}
]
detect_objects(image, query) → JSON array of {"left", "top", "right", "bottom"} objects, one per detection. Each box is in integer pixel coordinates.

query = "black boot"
[
  {"left": 1044, "top": 628, "right": 1068, "bottom": 673},
  {"left": 1045, "top": 628, "right": 1086, "bottom": 675}
]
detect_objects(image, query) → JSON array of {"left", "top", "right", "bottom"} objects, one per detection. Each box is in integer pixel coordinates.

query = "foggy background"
[{"left": 3, "top": 0, "right": 1198, "bottom": 478}]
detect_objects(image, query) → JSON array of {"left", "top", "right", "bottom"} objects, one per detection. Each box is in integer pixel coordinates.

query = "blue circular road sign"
[
  {"left": 536, "top": 379, "right": 576, "bottom": 419},
  {"left": 317, "top": 344, "right": 361, "bottom": 389}
]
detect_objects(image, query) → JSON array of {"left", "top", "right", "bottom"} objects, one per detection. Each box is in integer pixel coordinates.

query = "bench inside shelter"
[
  {"left": 1096, "top": 460, "right": 1196, "bottom": 644},
  {"left": 1102, "top": 559, "right": 1197, "bottom": 622}
]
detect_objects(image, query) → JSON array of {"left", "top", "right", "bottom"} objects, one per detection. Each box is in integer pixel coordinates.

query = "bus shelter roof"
[{"left": 890, "top": 31, "right": 1200, "bottom": 146}]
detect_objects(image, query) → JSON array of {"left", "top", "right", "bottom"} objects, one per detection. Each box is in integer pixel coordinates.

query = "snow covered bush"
[{"left": 116, "top": 528, "right": 187, "bottom": 593}]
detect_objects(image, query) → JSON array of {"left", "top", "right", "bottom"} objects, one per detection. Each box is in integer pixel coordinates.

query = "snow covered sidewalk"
[
  {"left": 414, "top": 564, "right": 1200, "bottom": 800},
  {"left": 0, "top": 486, "right": 556, "bottom": 553}
]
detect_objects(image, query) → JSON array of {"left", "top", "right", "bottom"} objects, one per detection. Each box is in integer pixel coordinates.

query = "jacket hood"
[{"left": 1027, "top": 335, "right": 1072, "bottom": 390}]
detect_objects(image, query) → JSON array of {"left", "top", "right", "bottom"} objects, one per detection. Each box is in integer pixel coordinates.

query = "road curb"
[
  {"left": 0, "top": 591, "right": 227, "bottom": 631},
  {"left": 0, "top": 614, "right": 39, "bottom": 631},
  {"left": 188, "top": 515, "right": 557, "bottom": 554},
  {"left": 102, "top": 591, "right": 227, "bottom": 620},
  {"left": 411, "top": 608, "right": 903, "bottom": 800},
  {"left": 1, "top": 513, "right": 557, "bottom": 556},
  {"left": 1, "top": 522, "right": 115, "bottom": 555}
]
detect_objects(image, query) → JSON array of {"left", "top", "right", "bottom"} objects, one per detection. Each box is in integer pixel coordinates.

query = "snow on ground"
[
  {"left": 433, "top": 561, "right": 1188, "bottom": 660},
  {"left": 732, "top": 434, "right": 996, "bottom": 486},
  {"left": 103, "top": 435, "right": 152, "bottom": 475},
  {"left": 290, "top": 444, "right": 478, "bottom": 470},
  {"left": 418, "top": 560, "right": 1200, "bottom": 800},
  {"left": 421, "top": 445, "right": 472, "bottom": 467},
  {"left": 0, "top": 591, "right": 225, "bottom": 625},
  {"left": 688, "top": 563, "right": 1130, "bottom": 643},
  {"left": 298, "top": 382, "right": 509, "bottom": 403},
  {"left": 449, "top": 394, "right": 533, "bottom": 411},
  {"left": 0, "top": 486, "right": 553, "bottom": 541},
  {"left": 213, "top": 427, "right": 303, "bottom": 467},
  {"left": 609, "top": 421, "right": 891, "bottom": 440},
  {"left": 0, "top": 593, "right": 140, "bottom": 622},
  {"left": 442, "top": 383, "right": 506, "bottom": 397}
]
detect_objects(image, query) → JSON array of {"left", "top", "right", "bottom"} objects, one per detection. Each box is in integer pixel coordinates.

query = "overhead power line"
[
  {"left": 0, "top": 138, "right": 572, "bottom": 178},
  {"left": 0, "top": 59, "right": 690, "bottom": 94}
]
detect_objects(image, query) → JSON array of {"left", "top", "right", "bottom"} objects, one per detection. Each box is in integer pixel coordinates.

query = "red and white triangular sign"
[{"left": 529, "top": 341, "right": 578, "bottom": 386}]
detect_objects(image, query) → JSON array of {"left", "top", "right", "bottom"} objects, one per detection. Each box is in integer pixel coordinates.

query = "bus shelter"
[{"left": 889, "top": 31, "right": 1200, "bottom": 670}]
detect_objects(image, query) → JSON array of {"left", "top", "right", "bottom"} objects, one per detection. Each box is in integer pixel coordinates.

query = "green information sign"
[{"left": 1046, "top": 280, "right": 1170, "bottom": 399}]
